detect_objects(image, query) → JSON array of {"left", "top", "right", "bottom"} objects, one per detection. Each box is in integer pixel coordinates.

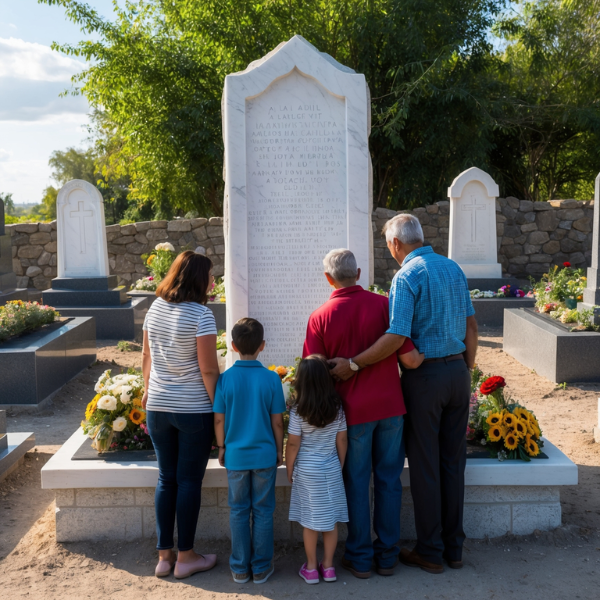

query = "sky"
[{"left": 0, "top": 0, "right": 116, "bottom": 205}]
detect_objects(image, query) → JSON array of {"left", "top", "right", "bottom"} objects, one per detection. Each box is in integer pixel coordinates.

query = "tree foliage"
[{"left": 41, "top": 0, "right": 600, "bottom": 215}]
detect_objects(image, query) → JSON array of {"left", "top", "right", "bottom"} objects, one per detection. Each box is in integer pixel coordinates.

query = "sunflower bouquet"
[
  {"left": 82, "top": 369, "right": 152, "bottom": 453},
  {"left": 467, "top": 369, "right": 543, "bottom": 461}
]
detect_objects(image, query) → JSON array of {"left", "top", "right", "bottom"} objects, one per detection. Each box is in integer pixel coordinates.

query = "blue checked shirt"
[{"left": 386, "top": 246, "right": 475, "bottom": 359}]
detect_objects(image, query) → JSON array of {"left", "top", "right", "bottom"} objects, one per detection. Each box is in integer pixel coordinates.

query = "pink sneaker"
[
  {"left": 299, "top": 563, "right": 319, "bottom": 584},
  {"left": 318, "top": 563, "right": 337, "bottom": 582}
]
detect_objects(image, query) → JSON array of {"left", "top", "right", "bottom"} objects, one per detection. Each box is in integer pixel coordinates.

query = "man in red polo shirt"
[{"left": 303, "top": 248, "right": 423, "bottom": 579}]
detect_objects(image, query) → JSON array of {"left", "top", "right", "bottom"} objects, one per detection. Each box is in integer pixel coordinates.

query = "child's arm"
[
  {"left": 399, "top": 348, "right": 425, "bottom": 369},
  {"left": 336, "top": 430, "right": 348, "bottom": 468},
  {"left": 285, "top": 434, "right": 301, "bottom": 484},
  {"left": 270, "top": 413, "right": 284, "bottom": 467},
  {"left": 214, "top": 413, "right": 226, "bottom": 467}
]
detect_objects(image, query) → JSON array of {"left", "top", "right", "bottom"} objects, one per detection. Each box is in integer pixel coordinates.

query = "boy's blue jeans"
[
  {"left": 343, "top": 415, "right": 405, "bottom": 571},
  {"left": 227, "top": 466, "right": 277, "bottom": 574}
]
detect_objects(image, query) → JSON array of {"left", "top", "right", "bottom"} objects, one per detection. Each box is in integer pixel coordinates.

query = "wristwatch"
[{"left": 349, "top": 358, "right": 360, "bottom": 372}]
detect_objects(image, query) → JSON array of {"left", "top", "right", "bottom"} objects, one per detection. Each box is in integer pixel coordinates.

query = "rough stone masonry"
[{"left": 6, "top": 198, "right": 594, "bottom": 290}]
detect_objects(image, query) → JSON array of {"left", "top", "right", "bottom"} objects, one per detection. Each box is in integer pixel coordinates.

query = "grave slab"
[
  {"left": 0, "top": 317, "right": 96, "bottom": 406},
  {"left": 43, "top": 429, "right": 576, "bottom": 542},
  {"left": 472, "top": 298, "right": 535, "bottom": 328},
  {"left": 222, "top": 35, "right": 372, "bottom": 367},
  {"left": 503, "top": 308, "right": 600, "bottom": 383},
  {"left": 448, "top": 167, "right": 502, "bottom": 279},
  {"left": 0, "top": 411, "right": 35, "bottom": 482}
]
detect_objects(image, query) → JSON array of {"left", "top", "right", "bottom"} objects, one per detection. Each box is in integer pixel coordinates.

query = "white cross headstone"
[
  {"left": 56, "top": 180, "right": 110, "bottom": 278},
  {"left": 222, "top": 36, "right": 373, "bottom": 367},
  {"left": 448, "top": 167, "right": 502, "bottom": 279}
]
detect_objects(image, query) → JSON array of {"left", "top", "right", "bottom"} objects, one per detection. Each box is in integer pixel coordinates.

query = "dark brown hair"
[
  {"left": 156, "top": 250, "right": 212, "bottom": 304},
  {"left": 231, "top": 317, "right": 264, "bottom": 355},
  {"left": 292, "top": 355, "right": 342, "bottom": 428}
]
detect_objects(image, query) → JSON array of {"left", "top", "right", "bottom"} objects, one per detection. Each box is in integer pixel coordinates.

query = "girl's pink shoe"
[
  {"left": 318, "top": 563, "right": 337, "bottom": 582},
  {"left": 299, "top": 563, "right": 319, "bottom": 584}
]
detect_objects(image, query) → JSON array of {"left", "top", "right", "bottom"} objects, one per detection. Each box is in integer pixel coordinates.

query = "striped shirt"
[{"left": 143, "top": 297, "right": 217, "bottom": 413}]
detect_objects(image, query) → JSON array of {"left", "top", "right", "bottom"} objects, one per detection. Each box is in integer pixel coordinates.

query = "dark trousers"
[
  {"left": 147, "top": 410, "right": 214, "bottom": 551},
  {"left": 401, "top": 359, "right": 470, "bottom": 564}
]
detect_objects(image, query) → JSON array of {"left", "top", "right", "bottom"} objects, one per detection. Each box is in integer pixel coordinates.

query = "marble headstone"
[
  {"left": 582, "top": 173, "right": 600, "bottom": 306},
  {"left": 0, "top": 198, "right": 18, "bottom": 293},
  {"left": 56, "top": 180, "right": 110, "bottom": 279},
  {"left": 222, "top": 35, "right": 373, "bottom": 366},
  {"left": 448, "top": 167, "right": 502, "bottom": 279}
]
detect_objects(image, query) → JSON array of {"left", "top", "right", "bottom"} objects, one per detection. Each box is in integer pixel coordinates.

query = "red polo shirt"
[{"left": 303, "top": 285, "right": 410, "bottom": 427}]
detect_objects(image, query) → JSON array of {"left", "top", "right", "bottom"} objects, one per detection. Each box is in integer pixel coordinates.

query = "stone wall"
[{"left": 7, "top": 199, "right": 593, "bottom": 290}]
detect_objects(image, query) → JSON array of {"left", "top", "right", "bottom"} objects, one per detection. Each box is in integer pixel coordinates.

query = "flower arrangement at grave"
[
  {"left": 467, "top": 367, "right": 544, "bottom": 462},
  {"left": 268, "top": 360, "right": 300, "bottom": 447},
  {"left": 208, "top": 277, "right": 226, "bottom": 302},
  {"left": 470, "top": 286, "right": 530, "bottom": 299},
  {"left": 0, "top": 300, "right": 59, "bottom": 343},
  {"left": 216, "top": 329, "right": 227, "bottom": 356},
  {"left": 368, "top": 284, "right": 390, "bottom": 297},
  {"left": 132, "top": 242, "right": 177, "bottom": 291},
  {"left": 82, "top": 369, "right": 152, "bottom": 453}
]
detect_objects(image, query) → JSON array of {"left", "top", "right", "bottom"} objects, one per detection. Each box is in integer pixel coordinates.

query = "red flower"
[
  {"left": 480, "top": 376, "right": 507, "bottom": 395},
  {"left": 563, "top": 261, "right": 571, "bottom": 267}
]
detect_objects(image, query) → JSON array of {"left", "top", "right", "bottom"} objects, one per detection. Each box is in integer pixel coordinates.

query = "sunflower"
[
  {"left": 268, "top": 365, "right": 276, "bottom": 371},
  {"left": 85, "top": 395, "right": 100, "bottom": 420},
  {"left": 503, "top": 413, "right": 517, "bottom": 428},
  {"left": 486, "top": 413, "right": 503, "bottom": 427},
  {"left": 514, "top": 419, "right": 528, "bottom": 439},
  {"left": 132, "top": 397, "right": 143, "bottom": 408},
  {"left": 488, "top": 426, "right": 503, "bottom": 442},
  {"left": 129, "top": 408, "right": 146, "bottom": 425},
  {"left": 504, "top": 432, "right": 519, "bottom": 451},
  {"left": 513, "top": 407, "right": 530, "bottom": 422},
  {"left": 147, "top": 254, "right": 155, "bottom": 265},
  {"left": 527, "top": 418, "right": 541, "bottom": 438},
  {"left": 525, "top": 435, "right": 540, "bottom": 457}
]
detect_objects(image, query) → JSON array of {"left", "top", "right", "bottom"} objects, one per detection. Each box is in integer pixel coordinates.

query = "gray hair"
[
  {"left": 323, "top": 248, "right": 358, "bottom": 282},
  {"left": 384, "top": 214, "right": 424, "bottom": 245}
]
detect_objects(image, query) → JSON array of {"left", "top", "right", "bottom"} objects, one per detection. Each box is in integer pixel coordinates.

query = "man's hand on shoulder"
[{"left": 329, "top": 357, "right": 356, "bottom": 381}]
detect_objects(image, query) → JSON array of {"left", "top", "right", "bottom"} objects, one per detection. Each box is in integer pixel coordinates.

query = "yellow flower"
[
  {"left": 503, "top": 413, "right": 517, "bottom": 428},
  {"left": 486, "top": 413, "right": 503, "bottom": 427},
  {"left": 514, "top": 419, "right": 528, "bottom": 439},
  {"left": 488, "top": 426, "right": 503, "bottom": 442},
  {"left": 147, "top": 254, "right": 155, "bottom": 265},
  {"left": 85, "top": 398, "right": 99, "bottom": 421},
  {"left": 132, "top": 397, "right": 143, "bottom": 408},
  {"left": 577, "top": 295, "right": 583, "bottom": 301},
  {"left": 268, "top": 365, "right": 276, "bottom": 371},
  {"left": 129, "top": 408, "right": 146, "bottom": 425},
  {"left": 582, "top": 276, "right": 587, "bottom": 281},
  {"left": 504, "top": 433, "right": 519, "bottom": 451},
  {"left": 513, "top": 408, "right": 530, "bottom": 422},
  {"left": 525, "top": 435, "right": 540, "bottom": 457}
]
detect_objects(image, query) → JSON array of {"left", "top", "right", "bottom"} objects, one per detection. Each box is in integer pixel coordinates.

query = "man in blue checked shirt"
[{"left": 331, "top": 213, "right": 478, "bottom": 575}]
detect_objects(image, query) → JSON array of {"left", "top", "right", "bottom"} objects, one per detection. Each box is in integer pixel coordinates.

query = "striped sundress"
[{"left": 288, "top": 407, "right": 349, "bottom": 531}]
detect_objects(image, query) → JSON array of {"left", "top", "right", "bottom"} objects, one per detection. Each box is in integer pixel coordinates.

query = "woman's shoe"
[
  {"left": 318, "top": 563, "right": 337, "bottom": 582},
  {"left": 299, "top": 563, "right": 319, "bottom": 584},
  {"left": 155, "top": 557, "right": 176, "bottom": 577},
  {"left": 174, "top": 554, "right": 217, "bottom": 579}
]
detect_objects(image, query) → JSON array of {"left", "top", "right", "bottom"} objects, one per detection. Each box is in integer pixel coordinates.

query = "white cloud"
[
  {"left": 0, "top": 148, "right": 12, "bottom": 161},
  {"left": 9, "top": 24, "right": 17, "bottom": 30},
  {"left": 0, "top": 37, "right": 86, "bottom": 81}
]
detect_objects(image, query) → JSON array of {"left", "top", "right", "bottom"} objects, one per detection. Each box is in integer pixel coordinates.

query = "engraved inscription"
[{"left": 246, "top": 70, "right": 347, "bottom": 365}]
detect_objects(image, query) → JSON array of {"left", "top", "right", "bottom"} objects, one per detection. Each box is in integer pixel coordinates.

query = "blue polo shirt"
[
  {"left": 213, "top": 360, "right": 286, "bottom": 470},
  {"left": 387, "top": 246, "right": 475, "bottom": 359}
]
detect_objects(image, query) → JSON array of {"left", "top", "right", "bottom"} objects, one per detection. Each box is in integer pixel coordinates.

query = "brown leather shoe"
[
  {"left": 443, "top": 553, "right": 463, "bottom": 569},
  {"left": 341, "top": 557, "right": 371, "bottom": 579},
  {"left": 375, "top": 555, "right": 399, "bottom": 576},
  {"left": 399, "top": 548, "right": 444, "bottom": 574}
]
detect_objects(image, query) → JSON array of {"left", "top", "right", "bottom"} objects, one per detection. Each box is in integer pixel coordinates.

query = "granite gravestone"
[
  {"left": 42, "top": 180, "right": 147, "bottom": 339},
  {"left": 222, "top": 36, "right": 373, "bottom": 367},
  {"left": 448, "top": 167, "right": 502, "bottom": 280},
  {"left": 0, "top": 198, "right": 28, "bottom": 305}
]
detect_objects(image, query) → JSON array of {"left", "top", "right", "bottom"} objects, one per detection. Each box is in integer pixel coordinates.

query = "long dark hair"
[
  {"left": 156, "top": 250, "right": 212, "bottom": 304},
  {"left": 292, "top": 355, "right": 342, "bottom": 428}
]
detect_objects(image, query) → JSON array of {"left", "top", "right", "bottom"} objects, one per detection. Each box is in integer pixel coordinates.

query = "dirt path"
[{"left": 1, "top": 332, "right": 599, "bottom": 599}]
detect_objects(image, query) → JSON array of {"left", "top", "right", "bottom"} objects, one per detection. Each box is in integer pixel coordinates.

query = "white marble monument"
[
  {"left": 222, "top": 36, "right": 373, "bottom": 366},
  {"left": 448, "top": 167, "right": 502, "bottom": 279},
  {"left": 56, "top": 179, "right": 110, "bottom": 278}
]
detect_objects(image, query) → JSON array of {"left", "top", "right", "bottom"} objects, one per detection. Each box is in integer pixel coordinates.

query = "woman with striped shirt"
[{"left": 141, "top": 251, "right": 220, "bottom": 580}]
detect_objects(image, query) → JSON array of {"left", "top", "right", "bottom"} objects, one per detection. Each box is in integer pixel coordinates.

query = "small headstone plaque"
[{"left": 448, "top": 167, "right": 502, "bottom": 279}]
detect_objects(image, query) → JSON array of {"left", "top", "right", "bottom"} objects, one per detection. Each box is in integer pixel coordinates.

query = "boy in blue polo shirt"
[{"left": 213, "top": 317, "right": 286, "bottom": 585}]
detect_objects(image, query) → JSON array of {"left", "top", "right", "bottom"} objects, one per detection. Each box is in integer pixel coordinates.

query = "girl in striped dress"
[{"left": 286, "top": 355, "right": 348, "bottom": 584}]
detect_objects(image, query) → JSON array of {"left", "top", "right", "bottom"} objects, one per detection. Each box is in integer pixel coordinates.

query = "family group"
[{"left": 140, "top": 213, "right": 478, "bottom": 584}]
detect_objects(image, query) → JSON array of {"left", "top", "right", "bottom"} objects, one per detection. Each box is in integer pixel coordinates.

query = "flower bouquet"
[
  {"left": 82, "top": 369, "right": 152, "bottom": 453},
  {"left": 133, "top": 242, "right": 177, "bottom": 292},
  {"left": 467, "top": 368, "right": 544, "bottom": 462},
  {"left": 131, "top": 276, "right": 157, "bottom": 291},
  {"left": 208, "top": 277, "right": 226, "bottom": 302},
  {"left": 0, "top": 300, "right": 59, "bottom": 342}
]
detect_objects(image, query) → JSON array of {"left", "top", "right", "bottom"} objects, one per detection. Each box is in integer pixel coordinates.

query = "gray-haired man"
[{"left": 331, "top": 215, "right": 478, "bottom": 574}]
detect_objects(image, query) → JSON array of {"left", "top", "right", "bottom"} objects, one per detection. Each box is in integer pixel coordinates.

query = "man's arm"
[
  {"left": 330, "top": 333, "right": 406, "bottom": 381},
  {"left": 464, "top": 315, "right": 478, "bottom": 369}
]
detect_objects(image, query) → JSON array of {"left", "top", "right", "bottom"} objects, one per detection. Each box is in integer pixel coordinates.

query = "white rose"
[
  {"left": 155, "top": 242, "right": 175, "bottom": 252},
  {"left": 108, "top": 383, "right": 123, "bottom": 395},
  {"left": 94, "top": 382, "right": 104, "bottom": 393},
  {"left": 120, "top": 386, "right": 133, "bottom": 404},
  {"left": 282, "top": 381, "right": 292, "bottom": 402},
  {"left": 112, "top": 417, "right": 127, "bottom": 432},
  {"left": 112, "top": 374, "right": 128, "bottom": 382},
  {"left": 97, "top": 395, "right": 117, "bottom": 411}
]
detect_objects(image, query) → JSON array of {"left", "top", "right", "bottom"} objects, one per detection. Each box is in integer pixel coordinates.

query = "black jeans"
[
  {"left": 147, "top": 410, "right": 213, "bottom": 551},
  {"left": 401, "top": 358, "right": 471, "bottom": 564}
]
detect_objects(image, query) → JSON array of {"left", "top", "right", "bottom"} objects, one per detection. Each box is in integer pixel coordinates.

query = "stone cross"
[
  {"left": 56, "top": 180, "right": 110, "bottom": 279},
  {"left": 448, "top": 167, "right": 502, "bottom": 279},
  {"left": 222, "top": 35, "right": 372, "bottom": 367},
  {"left": 582, "top": 173, "right": 600, "bottom": 306}
]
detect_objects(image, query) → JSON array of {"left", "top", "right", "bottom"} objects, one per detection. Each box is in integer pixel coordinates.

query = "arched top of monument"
[
  {"left": 57, "top": 179, "right": 103, "bottom": 207},
  {"left": 448, "top": 167, "right": 499, "bottom": 199}
]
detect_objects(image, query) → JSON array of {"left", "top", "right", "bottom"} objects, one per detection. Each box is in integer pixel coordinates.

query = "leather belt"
[{"left": 423, "top": 353, "right": 464, "bottom": 364}]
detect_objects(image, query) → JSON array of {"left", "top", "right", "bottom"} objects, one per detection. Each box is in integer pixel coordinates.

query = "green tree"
[{"left": 0, "top": 192, "right": 15, "bottom": 215}]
